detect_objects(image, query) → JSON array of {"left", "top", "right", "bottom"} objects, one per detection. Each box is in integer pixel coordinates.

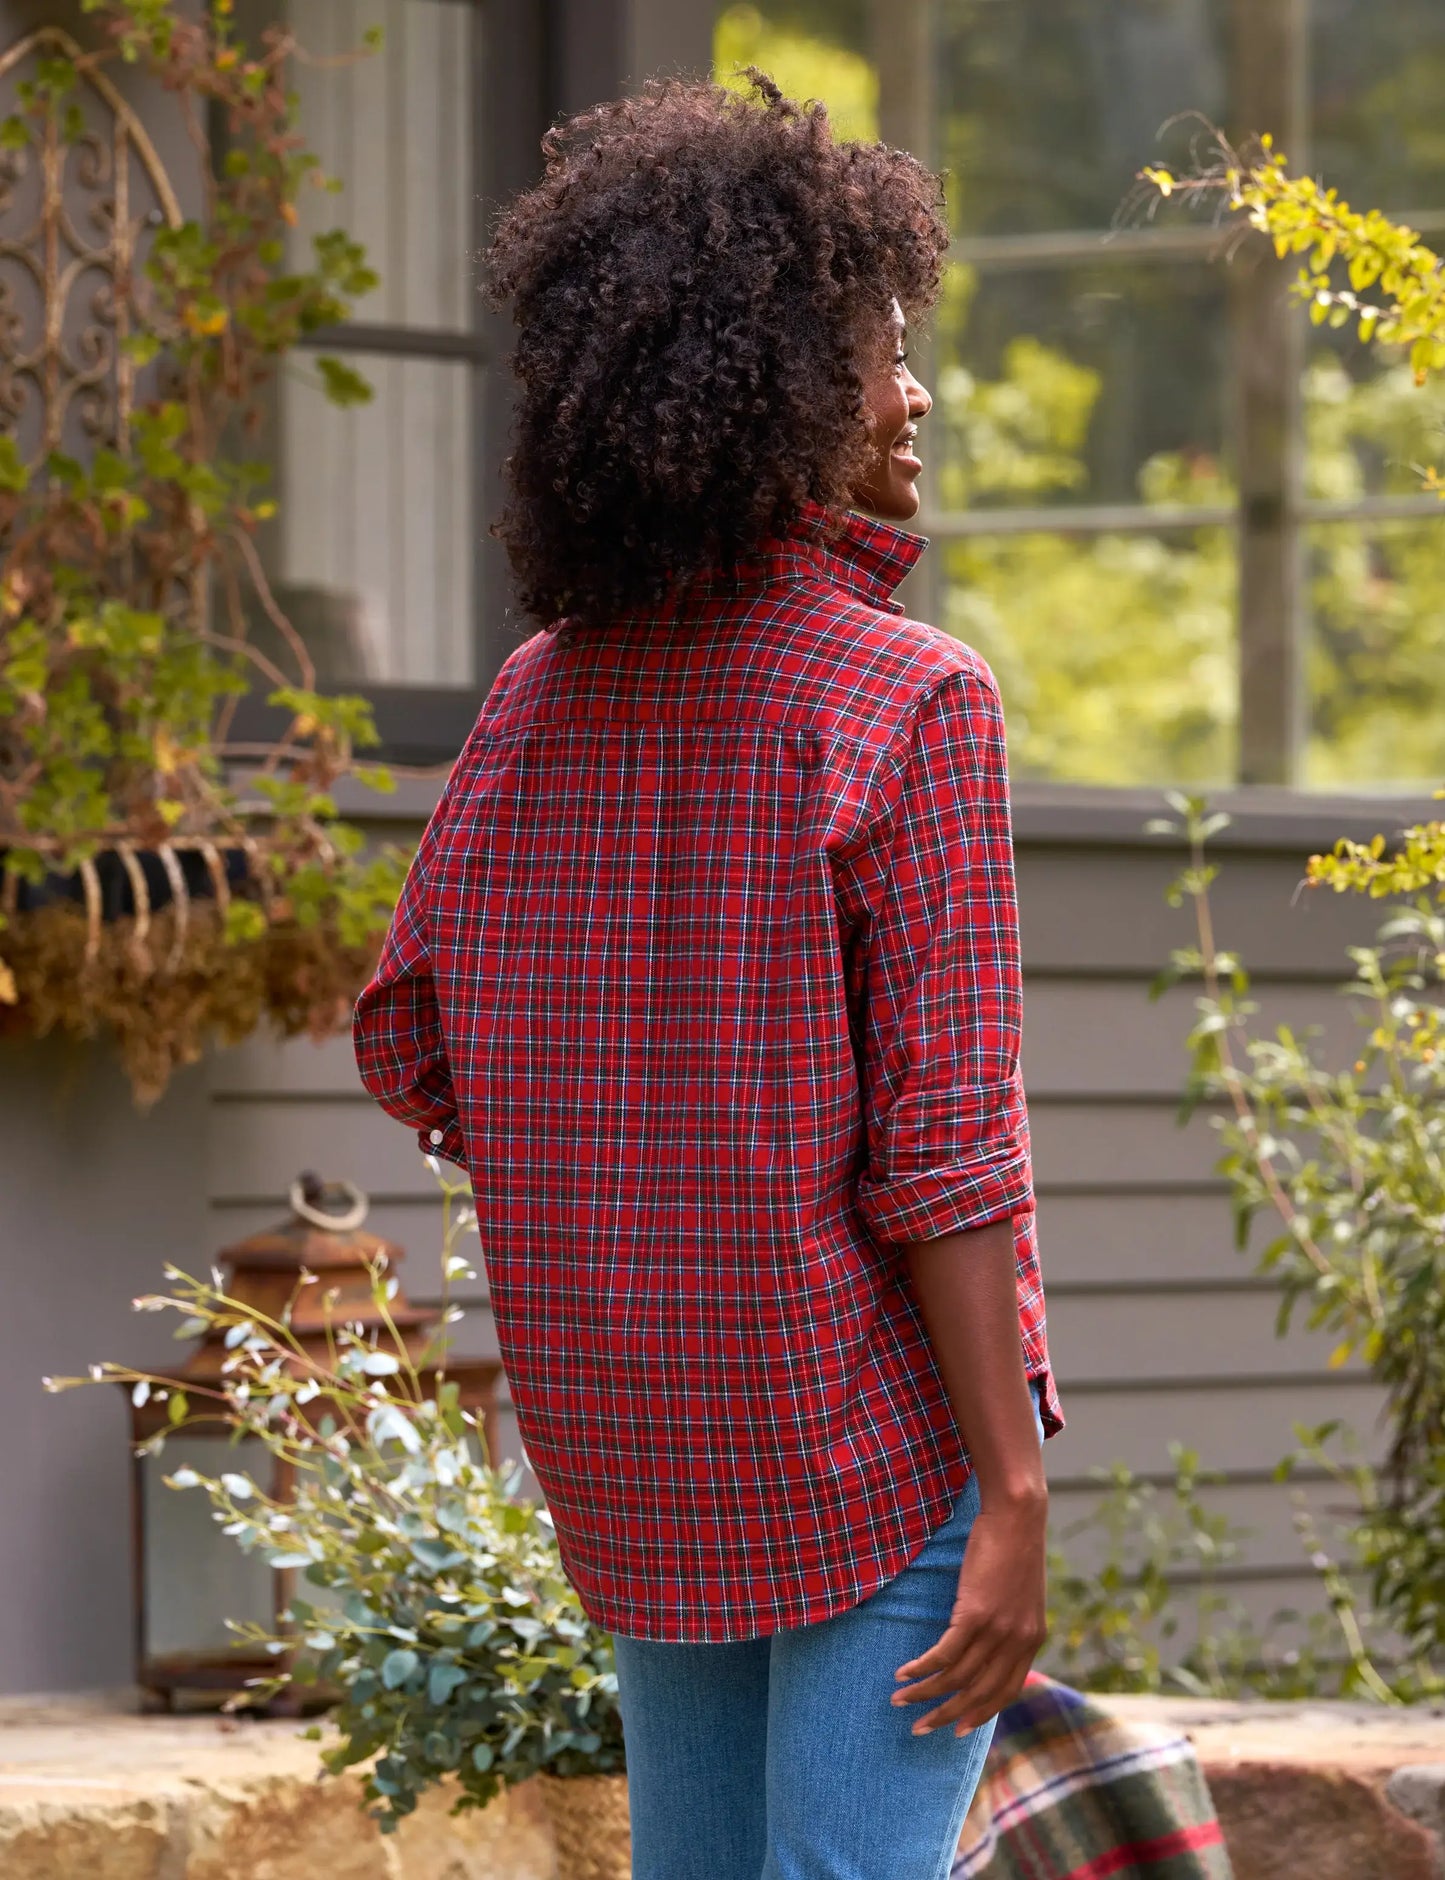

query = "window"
[
  {"left": 238, "top": 0, "right": 496, "bottom": 760},
  {"left": 714, "top": 0, "right": 1445, "bottom": 789}
]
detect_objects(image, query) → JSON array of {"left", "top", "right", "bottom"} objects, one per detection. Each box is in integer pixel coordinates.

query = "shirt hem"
[
  {"left": 572, "top": 1454, "right": 976, "bottom": 1645},
  {"left": 571, "top": 1362, "right": 1064, "bottom": 1643}
]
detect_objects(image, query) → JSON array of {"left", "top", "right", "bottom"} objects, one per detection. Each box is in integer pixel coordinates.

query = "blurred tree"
[{"left": 714, "top": 4, "right": 877, "bottom": 139}]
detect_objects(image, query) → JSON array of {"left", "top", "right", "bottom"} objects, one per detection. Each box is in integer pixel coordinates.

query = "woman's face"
[{"left": 850, "top": 298, "right": 933, "bottom": 522}]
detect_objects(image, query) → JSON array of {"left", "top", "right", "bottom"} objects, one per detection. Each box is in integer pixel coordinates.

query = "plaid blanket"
[{"left": 953, "top": 1675, "right": 1234, "bottom": 1879}]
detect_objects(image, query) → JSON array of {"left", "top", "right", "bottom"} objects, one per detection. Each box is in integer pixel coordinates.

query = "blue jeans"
[{"left": 612, "top": 1388, "right": 1047, "bottom": 1880}]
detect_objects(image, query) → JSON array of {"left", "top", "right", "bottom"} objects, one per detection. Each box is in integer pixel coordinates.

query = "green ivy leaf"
[
  {"left": 0, "top": 434, "right": 27, "bottom": 493},
  {"left": 315, "top": 355, "right": 374, "bottom": 408}
]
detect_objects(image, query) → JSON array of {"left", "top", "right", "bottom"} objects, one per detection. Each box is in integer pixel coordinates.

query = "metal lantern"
[{"left": 126, "top": 1172, "right": 499, "bottom": 1711}]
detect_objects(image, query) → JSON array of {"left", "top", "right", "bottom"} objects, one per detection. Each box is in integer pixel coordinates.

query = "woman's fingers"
[
  {"left": 913, "top": 1651, "right": 1034, "bottom": 1736},
  {"left": 893, "top": 1620, "right": 974, "bottom": 1688},
  {"left": 892, "top": 1636, "right": 991, "bottom": 1709},
  {"left": 892, "top": 1607, "right": 1036, "bottom": 1709}
]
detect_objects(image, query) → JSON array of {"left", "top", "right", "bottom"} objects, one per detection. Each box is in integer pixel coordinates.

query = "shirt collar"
[
  {"left": 687, "top": 499, "right": 928, "bottom": 616},
  {"left": 790, "top": 500, "right": 929, "bottom": 614}
]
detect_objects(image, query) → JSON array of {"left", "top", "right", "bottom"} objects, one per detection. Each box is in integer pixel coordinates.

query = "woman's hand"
[{"left": 890, "top": 1489, "right": 1049, "bottom": 1737}]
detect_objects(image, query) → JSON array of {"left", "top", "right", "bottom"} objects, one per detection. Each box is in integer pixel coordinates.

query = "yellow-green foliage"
[
  {"left": 713, "top": 4, "right": 878, "bottom": 141},
  {"left": 1146, "top": 139, "right": 1445, "bottom": 388}
]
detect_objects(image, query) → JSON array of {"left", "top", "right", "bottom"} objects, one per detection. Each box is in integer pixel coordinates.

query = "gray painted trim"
[
  {"left": 325, "top": 769, "right": 1443, "bottom": 852},
  {"left": 1008, "top": 785, "right": 1443, "bottom": 849},
  {"left": 294, "top": 323, "right": 487, "bottom": 363},
  {"left": 920, "top": 491, "right": 1445, "bottom": 540},
  {"left": 1056, "top": 1372, "right": 1382, "bottom": 1395}
]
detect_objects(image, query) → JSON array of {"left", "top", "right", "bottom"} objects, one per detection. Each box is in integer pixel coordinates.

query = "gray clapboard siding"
[
  {"left": 1036, "top": 1192, "right": 1291, "bottom": 1287},
  {"left": 1048, "top": 1474, "right": 1360, "bottom": 1576},
  {"left": 1043, "top": 1287, "right": 1360, "bottom": 1385},
  {"left": 1015, "top": 841, "right": 1380, "bottom": 978},
  {"left": 1021, "top": 976, "right": 1367, "bottom": 1097},
  {"left": 203, "top": 797, "right": 1415, "bottom": 1626},
  {"left": 1043, "top": 1375, "right": 1386, "bottom": 1481}
]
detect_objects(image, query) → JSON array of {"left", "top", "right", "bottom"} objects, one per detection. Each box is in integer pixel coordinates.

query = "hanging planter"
[
  {"left": 0, "top": 837, "right": 388, "bottom": 1102},
  {"left": 0, "top": 4, "right": 411, "bottom": 1101}
]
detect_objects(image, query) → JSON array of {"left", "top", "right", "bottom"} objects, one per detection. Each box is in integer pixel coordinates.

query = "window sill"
[
  {"left": 1010, "top": 783, "right": 1443, "bottom": 852},
  {"left": 328, "top": 774, "right": 1443, "bottom": 855}
]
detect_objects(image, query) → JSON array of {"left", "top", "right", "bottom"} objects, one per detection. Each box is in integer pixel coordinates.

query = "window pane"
[
  {"left": 1305, "top": 335, "right": 1445, "bottom": 503},
  {"left": 716, "top": 2, "right": 1230, "bottom": 235},
  {"left": 936, "top": 0, "right": 1229, "bottom": 237},
  {"left": 260, "top": 352, "right": 475, "bottom": 685},
  {"left": 1312, "top": 0, "right": 1445, "bottom": 214},
  {"left": 287, "top": 0, "right": 475, "bottom": 331},
  {"left": 932, "top": 260, "right": 1231, "bottom": 512},
  {"left": 1307, "top": 519, "right": 1445, "bottom": 788},
  {"left": 939, "top": 527, "right": 1237, "bottom": 784}
]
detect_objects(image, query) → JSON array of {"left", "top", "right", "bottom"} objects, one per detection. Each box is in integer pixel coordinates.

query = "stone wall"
[{"left": 4, "top": 1696, "right": 1445, "bottom": 1880}]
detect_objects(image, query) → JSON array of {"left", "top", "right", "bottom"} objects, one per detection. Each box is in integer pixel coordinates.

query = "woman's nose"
[{"left": 908, "top": 373, "right": 932, "bottom": 419}]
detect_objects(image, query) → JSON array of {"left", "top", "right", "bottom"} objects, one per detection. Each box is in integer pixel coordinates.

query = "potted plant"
[
  {"left": 46, "top": 1158, "right": 634, "bottom": 1880},
  {"left": 0, "top": 0, "right": 409, "bottom": 1103}
]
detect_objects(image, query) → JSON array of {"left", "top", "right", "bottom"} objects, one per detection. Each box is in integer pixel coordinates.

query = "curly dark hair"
[{"left": 484, "top": 72, "right": 949, "bottom": 632}]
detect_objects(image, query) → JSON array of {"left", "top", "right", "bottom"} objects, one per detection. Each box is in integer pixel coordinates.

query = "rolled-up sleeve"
[
  {"left": 848, "top": 661, "right": 1033, "bottom": 1246},
  {"left": 353, "top": 784, "right": 468, "bottom": 1171}
]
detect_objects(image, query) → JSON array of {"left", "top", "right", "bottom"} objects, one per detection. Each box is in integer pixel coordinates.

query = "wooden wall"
[{"left": 205, "top": 786, "right": 1422, "bottom": 1637}]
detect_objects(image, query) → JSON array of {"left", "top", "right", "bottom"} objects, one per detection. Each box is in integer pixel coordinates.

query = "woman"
[{"left": 354, "top": 72, "right": 1062, "bottom": 1880}]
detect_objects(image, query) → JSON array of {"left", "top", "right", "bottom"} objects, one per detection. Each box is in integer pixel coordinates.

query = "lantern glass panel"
[{"left": 142, "top": 1434, "right": 275, "bottom": 1659}]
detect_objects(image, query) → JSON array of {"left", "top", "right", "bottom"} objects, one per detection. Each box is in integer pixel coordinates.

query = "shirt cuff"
[
  {"left": 417, "top": 1117, "right": 468, "bottom": 1173},
  {"left": 854, "top": 1146, "right": 1033, "bottom": 1245}
]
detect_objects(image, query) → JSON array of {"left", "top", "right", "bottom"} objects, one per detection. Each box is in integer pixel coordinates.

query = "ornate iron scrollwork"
[{"left": 0, "top": 24, "right": 182, "bottom": 467}]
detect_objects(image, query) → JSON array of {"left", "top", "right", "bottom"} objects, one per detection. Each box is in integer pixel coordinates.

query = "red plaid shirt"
[{"left": 354, "top": 503, "right": 1062, "bottom": 1643}]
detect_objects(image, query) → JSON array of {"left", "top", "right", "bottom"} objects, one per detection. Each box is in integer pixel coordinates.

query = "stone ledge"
[
  {"left": 5, "top": 1692, "right": 1445, "bottom": 1879},
  {"left": 0, "top": 1698, "right": 555, "bottom": 1880}
]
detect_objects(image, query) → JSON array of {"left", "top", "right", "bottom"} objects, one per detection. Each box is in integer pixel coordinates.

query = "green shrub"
[
  {"left": 1044, "top": 1439, "right": 1416, "bottom": 1702},
  {"left": 1152, "top": 790, "right": 1445, "bottom": 1683}
]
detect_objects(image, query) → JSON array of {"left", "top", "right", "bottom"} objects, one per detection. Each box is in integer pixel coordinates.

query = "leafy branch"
[{"left": 1140, "top": 134, "right": 1445, "bottom": 392}]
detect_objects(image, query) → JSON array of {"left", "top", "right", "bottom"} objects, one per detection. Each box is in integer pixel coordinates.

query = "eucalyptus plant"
[
  {"left": 44, "top": 1160, "right": 625, "bottom": 1830},
  {"left": 0, "top": 0, "right": 411, "bottom": 1098}
]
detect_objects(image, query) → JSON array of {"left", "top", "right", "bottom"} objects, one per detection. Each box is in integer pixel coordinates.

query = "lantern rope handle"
[{"left": 289, "top": 1175, "right": 369, "bottom": 1233}]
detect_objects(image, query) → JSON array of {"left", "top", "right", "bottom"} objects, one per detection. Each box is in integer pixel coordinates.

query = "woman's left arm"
[
  {"left": 841, "top": 655, "right": 1049, "bottom": 1733},
  {"left": 889, "top": 1218, "right": 1048, "bottom": 1735}
]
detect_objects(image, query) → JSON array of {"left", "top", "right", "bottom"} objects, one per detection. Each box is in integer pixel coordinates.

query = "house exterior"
[{"left": 1, "top": 0, "right": 1441, "bottom": 1695}]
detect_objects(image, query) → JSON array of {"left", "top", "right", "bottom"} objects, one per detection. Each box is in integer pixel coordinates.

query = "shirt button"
[{"left": 429, "top": 1129, "right": 444, "bottom": 1145}]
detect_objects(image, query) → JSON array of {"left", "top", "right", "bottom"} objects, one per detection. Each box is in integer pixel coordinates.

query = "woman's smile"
[{"left": 891, "top": 422, "right": 923, "bottom": 474}]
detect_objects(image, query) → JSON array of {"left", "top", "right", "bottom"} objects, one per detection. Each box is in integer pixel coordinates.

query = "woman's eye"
[{"left": 895, "top": 350, "right": 909, "bottom": 368}]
